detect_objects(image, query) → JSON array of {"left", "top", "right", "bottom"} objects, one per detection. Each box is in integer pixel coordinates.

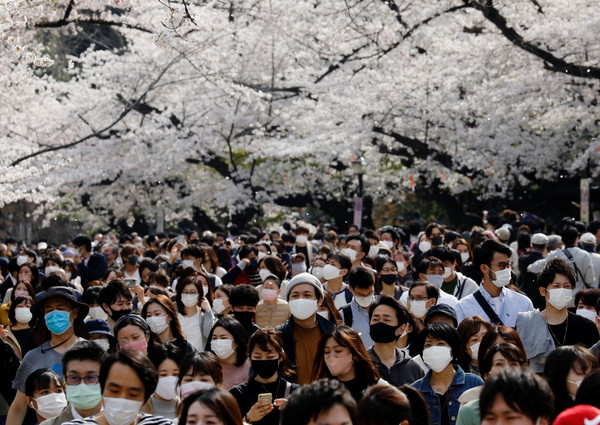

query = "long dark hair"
[
  {"left": 178, "top": 387, "right": 243, "bottom": 425},
  {"left": 311, "top": 325, "right": 379, "bottom": 384},
  {"left": 141, "top": 294, "right": 186, "bottom": 341},
  {"left": 544, "top": 346, "right": 598, "bottom": 417},
  {"left": 205, "top": 318, "right": 248, "bottom": 367}
]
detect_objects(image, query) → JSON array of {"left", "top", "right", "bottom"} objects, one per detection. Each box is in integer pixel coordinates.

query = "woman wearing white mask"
[
  {"left": 456, "top": 316, "right": 493, "bottom": 376},
  {"left": 62, "top": 350, "right": 173, "bottom": 425},
  {"left": 141, "top": 295, "right": 196, "bottom": 355},
  {"left": 175, "top": 276, "right": 215, "bottom": 351},
  {"left": 145, "top": 343, "right": 183, "bottom": 419},
  {"left": 176, "top": 352, "right": 223, "bottom": 400},
  {"left": 213, "top": 285, "right": 234, "bottom": 317},
  {"left": 410, "top": 322, "right": 483, "bottom": 425},
  {"left": 25, "top": 369, "right": 67, "bottom": 423},
  {"left": 257, "top": 255, "right": 288, "bottom": 299},
  {"left": 311, "top": 326, "right": 385, "bottom": 401},
  {"left": 205, "top": 318, "right": 250, "bottom": 390},
  {"left": 544, "top": 345, "right": 597, "bottom": 420},
  {"left": 4, "top": 295, "right": 35, "bottom": 359},
  {"left": 516, "top": 259, "right": 600, "bottom": 373}
]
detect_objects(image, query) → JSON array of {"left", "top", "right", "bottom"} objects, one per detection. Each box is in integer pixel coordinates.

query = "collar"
[
  {"left": 479, "top": 283, "right": 506, "bottom": 301},
  {"left": 419, "top": 366, "right": 466, "bottom": 393}
]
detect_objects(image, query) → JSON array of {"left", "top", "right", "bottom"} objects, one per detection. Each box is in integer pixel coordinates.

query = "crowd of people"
[{"left": 0, "top": 210, "right": 600, "bottom": 425}]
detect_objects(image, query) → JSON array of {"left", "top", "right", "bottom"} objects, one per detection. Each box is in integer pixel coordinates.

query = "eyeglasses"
[
  {"left": 65, "top": 375, "right": 99, "bottom": 385},
  {"left": 182, "top": 291, "right": 199, "bottom": 295},
  {"left": 492, "top": 262, "right": 512, "bottom": 270}
]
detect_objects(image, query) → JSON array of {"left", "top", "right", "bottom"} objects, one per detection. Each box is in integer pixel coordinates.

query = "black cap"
[
  {"left": 31, "top": 286, "right": 89, "bottom": 318},
  {"left": 424, "top": 303, "right": 458, "bottom": 327}
]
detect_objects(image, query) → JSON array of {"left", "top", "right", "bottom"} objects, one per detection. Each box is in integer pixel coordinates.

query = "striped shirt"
[{"left": 63, "top": 413, "right": 173, "bottom": 425}]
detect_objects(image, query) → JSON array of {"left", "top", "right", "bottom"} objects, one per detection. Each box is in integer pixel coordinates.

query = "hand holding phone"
[{"left": 258, "top": 393, "right": 273, "bottom": 405}]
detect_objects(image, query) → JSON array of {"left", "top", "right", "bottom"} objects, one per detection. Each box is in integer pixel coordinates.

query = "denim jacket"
[{"left": 411, "top": 365, "right": 483, "bottom": 425}]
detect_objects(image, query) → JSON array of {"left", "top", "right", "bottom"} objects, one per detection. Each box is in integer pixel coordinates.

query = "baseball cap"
[{"left": 425, "top": 303, "right": 458, "bottom": 327}]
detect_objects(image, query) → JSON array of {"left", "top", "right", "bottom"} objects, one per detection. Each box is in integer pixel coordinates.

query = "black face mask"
[
  {"left": 431, "top": 236, "right": 443, "bottom": 246},
  {"left": 127, "top": 256, "right": 139, "bottom": 266},
  {"left": 246, "top": 259, "right": 259, "bottom": 272},
  {"left": 111, "top": 308, "right": 132, "bottom": 321},
  {"left": 233, "top": 311, "right": 255, "bottom": 326},
  {"left": 370, "top": 322, "right": 400, "bottom": 343},
  {"left": 252, "top": 359, "right": 279, "bottom": 380},
  {"left": 380, "top": 274, "right": 398, "bottom": 285}
]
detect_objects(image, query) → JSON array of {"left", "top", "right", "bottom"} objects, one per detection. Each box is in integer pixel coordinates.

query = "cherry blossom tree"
[{"left": 0, "top": 0, "right": 598, "bottom": 230}]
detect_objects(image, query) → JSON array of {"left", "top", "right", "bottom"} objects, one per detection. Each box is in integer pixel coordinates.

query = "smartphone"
[
  {"left": 123, "top": 278, "right": 137, "bottom": 288},
  {"left": 177, "top": 235, "right": 186, "bottom": 244},
  {"left": 258, "top": 393, "right": 272, "bottom": 405}
]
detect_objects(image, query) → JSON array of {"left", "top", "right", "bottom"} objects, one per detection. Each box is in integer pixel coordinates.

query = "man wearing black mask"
[
  {"left": 222, "top": 246, "right": 262, "bottom": 286},
  {"left": 99, "top": 280, "right": 133, "bottom": 332},
  {"left": 230, "top": 284, "right": 260, "bottom": 337},
  {"left": 367, "top": 296, "right": 424, "bottom": 386}
]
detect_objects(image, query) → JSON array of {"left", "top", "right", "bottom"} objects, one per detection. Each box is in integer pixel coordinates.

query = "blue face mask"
[{"left": 45, "top": 310, "right": 72, "bottom": 335}]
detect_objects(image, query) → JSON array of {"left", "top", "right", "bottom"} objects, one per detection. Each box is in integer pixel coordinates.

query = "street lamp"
[{"left": 351, "top": 156, "right": 365, "bottom": 229}]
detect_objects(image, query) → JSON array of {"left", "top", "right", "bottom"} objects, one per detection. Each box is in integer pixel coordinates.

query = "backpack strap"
[
  {"left": 473, "top": 290, "right": 504, "bottom": 326},
  {"left": 343, "top": 287, "right": 353, "bottom": 304},
  {"left": 455, "top": 276, "right": 466, "bottom": 300},
  {"left": 340, "top": 304, "right": 353, "bottom": 327},
  {"left": 563, "top": 248, "right": 589, "bottom": 288}
]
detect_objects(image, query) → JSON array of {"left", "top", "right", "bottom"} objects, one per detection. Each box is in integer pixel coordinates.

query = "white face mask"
[
  {"left": 181, "top": 260, "right": 196, "bottom": 270},
  {"left": 409, "top": 300, "right": 428, "bottom": 318},
  {"left": 146, "top": 316, "right": 169, "bottom": 334},
  {"left": 418, "top": 241, "right": 431, "bottom": 253},
  {"left": 490, "top": 268, "right": 512, "bottom": 287},
  {"left": 155, "top": 376, "right": 179, "bottom": 400},
  {"left": 88, "top": 306, "right": 108, "bottom": 320},
  {"left": 443, "top": 267, "right": 453, "bottom": 279},
  {"left": 181, "top": 293, "right": 199, "bottom": 307},
  {"left": 15, "top": 307, "right": 32, "bottom": 324},
  {"left": 259, "top": 269, "right": 272, "bottom": 282},
  {"left": 295, "top": 235, "right": 308, "bottom": 244},
  {"left": 311, "top": 266, "right": 324, "bottom": 280},
  {"left": 354, "top": 295, "right": 374, "bottom": 308},
  {"left": 547, "top": 288, "right": 573, "bottom": 310},
  {"left": 213, "top": 298, "right": 227, "bottom": 314},
  {"left": 382, "top": 240, "right": 394, "bottom": 249},
  {"left": 422, "top": 346, "right": 453, "bottom": 373},
  {"left": 576, "top": 308, "right": 598, "bottom": 322},
  {"left": 469, "top": 341, "right": 481, "bottom": 361},
  {"left": 460, "top": 252, "right": 470, "bottom": 263},
  {"left": 93, "top": 338, "right": 111, "bottom": 351},
  {"left": 103, "top": 397, "right": 143, "bottom": 425},
  {"left": 368, "top": 245, "right": 379, "bottom": 258},
  {"left": 322, "top": 264, "right": 341, "bottom": 281},
  {"left": 257, "top": 251, "right": 267, "bottom": 260},
  {"left": 426, "top": 274, "right": 444, "bottom": 289},
  {"left": 211, "top": 339, "right": 235, "bottom": 359},
  {"left": 396, "top": 262, "right": 406, "bottom": 272},
  {"left": 289, "top": 298, "right": 318, "bottom": 320},
  {"left": 44, "top": 266, "right": 61, "bottom": 275},
  {"left": 31, "top": 392, "right": 67, "bottom": 419},
  {"left": 17, "top": 255, "right": 29, "bottom": 266},
  {"left": 341, "top": 248, "right": 358, "bottom": 262},
  {"left": 291, "top": 262, "right": 307, "bottom": 275},
  {"left": 317, "top": 310, "right": 330, "bottom": 320}
]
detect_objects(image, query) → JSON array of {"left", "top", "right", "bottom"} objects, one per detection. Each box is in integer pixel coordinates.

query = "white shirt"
[
  {"left": 455, "top": 284, "right": 533, "bottom": 327},
  {"left": 178, "top": 312, "right": 204, "bottom": 350}
]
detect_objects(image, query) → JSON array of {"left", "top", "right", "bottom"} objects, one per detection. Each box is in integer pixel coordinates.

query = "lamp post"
[{"left": 351, "top": 156, "right": 365, "bottom": 229}]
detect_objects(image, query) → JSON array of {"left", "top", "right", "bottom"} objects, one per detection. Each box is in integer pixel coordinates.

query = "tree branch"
[
  {"left": 35, "top": 18, "right": 152, "bottom": 34},
  {"left": 11, "top": 55, "right": 183, "bottom": 166},
  {"left": 469, "top": 0, "right": 600, "bottom": 79}
]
